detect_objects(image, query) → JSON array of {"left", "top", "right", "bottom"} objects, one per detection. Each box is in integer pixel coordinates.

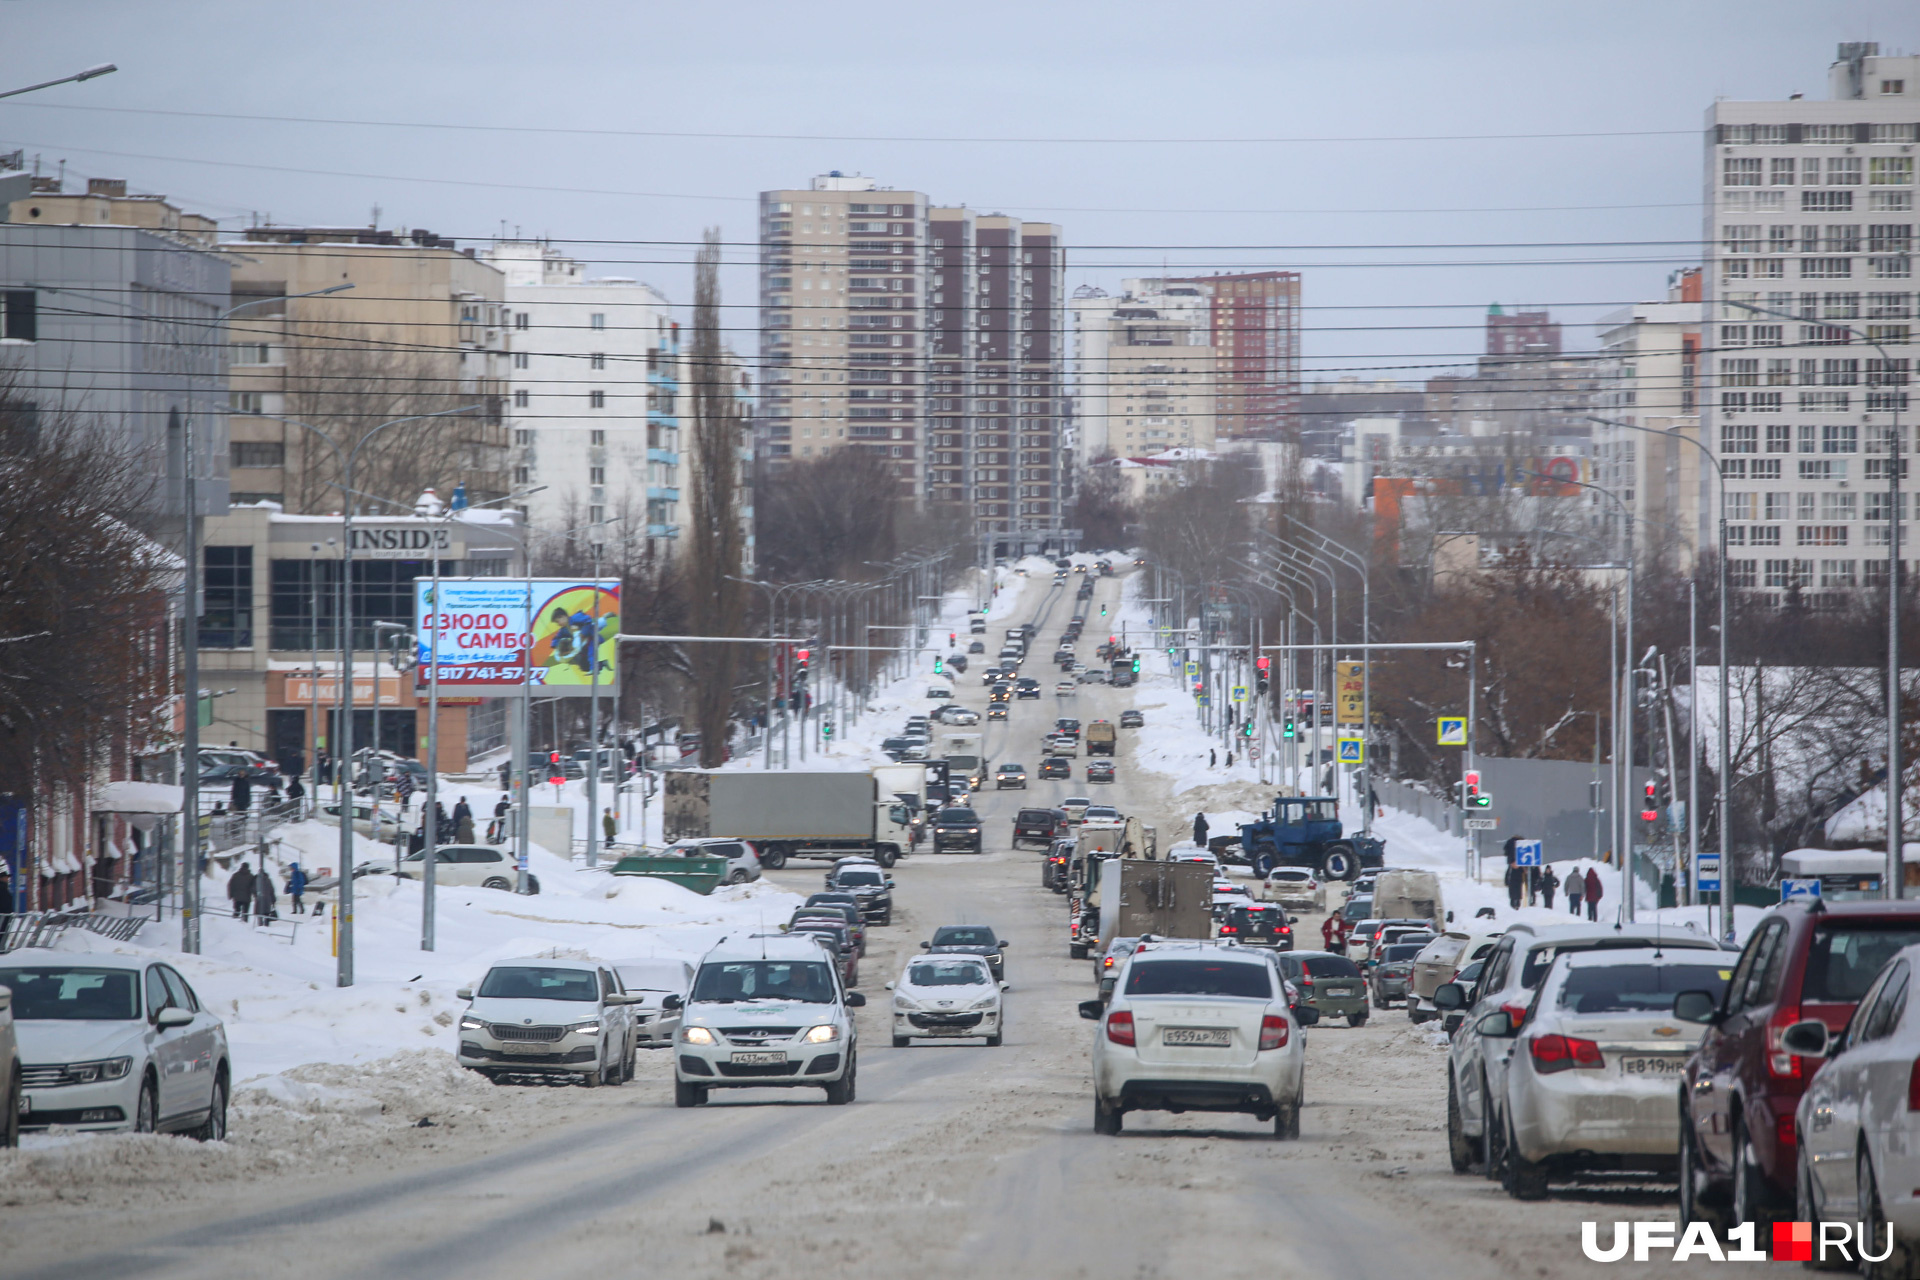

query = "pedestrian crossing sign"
[
  {"left": 1436, "top": 716, "right": 1467, "bottom": 746},
  {"left": 1184, "top": 661, "right": 1198, "bottom": 677},
  {"left": 1336, "top": 737, "right": 1364, "bottom": 764},
  {"left": 1230, "top": 686, "right": 1247, "bottom": 702}
]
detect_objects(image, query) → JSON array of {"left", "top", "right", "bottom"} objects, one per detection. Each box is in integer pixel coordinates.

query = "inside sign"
[
  {"left": 1336, "top": 737, "right": 1364, "bottom": 764},
  {"left": 1463, "top": 817, "right": 1498, "bottom": 831},
  {"left": 1436, "top": 716, "right": 1467, "bottom": 746}
]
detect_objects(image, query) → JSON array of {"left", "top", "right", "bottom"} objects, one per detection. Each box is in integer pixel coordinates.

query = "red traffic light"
[
  {"left": 1640, "top": 809, "right": 1658, "bottom": 822},
  {"left": 1463, "top": 770, "right": 1481, "bottom": 788},
  {"left": 795, "top": 648, "right": 810, "bottom": 666},
  {"left": 1256, "top": 656, "right": 1271, "bottom": 672},
  {"left": 1643, "top": 780, "right": 1657, "bottom": 799},
  {"left": 549, "top": 751, "right": 561, "bottom": 764}
]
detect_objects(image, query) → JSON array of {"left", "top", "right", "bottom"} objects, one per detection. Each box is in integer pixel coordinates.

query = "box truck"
[{"left": 662, "top": 770, "right": 915, "bottom": 868}]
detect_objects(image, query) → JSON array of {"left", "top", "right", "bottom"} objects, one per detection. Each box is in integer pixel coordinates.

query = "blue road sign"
[
  {"left": 1695, "top": 853, "right": 1721, "bottom": 893},
  {"left": 1781, "top": 878, "right": 1822, "bottom": 903},
  {"left": 1513, "top": 839, "right": 1542, "bottom": 867}
]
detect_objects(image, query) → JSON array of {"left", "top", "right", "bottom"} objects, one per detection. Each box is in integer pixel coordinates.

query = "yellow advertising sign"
[{"left": 1335, "top": 660, "right": 1365, "bottom": 725}]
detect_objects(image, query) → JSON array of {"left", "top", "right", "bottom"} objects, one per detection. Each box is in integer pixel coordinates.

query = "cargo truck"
[
  {"left": 1066, "top": 817, "right": 1158, "bottom": 957},
  {"left": 1092, "top": 858, "right": 1215, "bottom": 958},
  {"left": 942, "top": 733, "right": 986, "bottom": 790},
  {"left": 1084, "top": 719, "right": 1117, "bottom": 756},
  {"left": 662, "top": 770, "right": 914, "bottom": 868}
]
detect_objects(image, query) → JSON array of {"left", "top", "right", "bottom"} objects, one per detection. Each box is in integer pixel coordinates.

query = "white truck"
[
  {"left": 661, "top": 770, "right": 915, "bottom": 868},
  {"left": 942, "top": 733, "right": 985, "bottom": 790}
]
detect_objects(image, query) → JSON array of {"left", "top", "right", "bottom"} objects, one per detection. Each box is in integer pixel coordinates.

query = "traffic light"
[
  {"left": 933, "top": 655, "right": 944, "bottom": 675},
  {"left": 1255, "top": 655, "right": 1270, "bottom": 695},
  {"left": 949, "top": 632, "right": 956, "bottom": 645},
  {"left": 1131, "top": 655, "right": 1141, "bottom": 673},
  {"left": 1099, "top": 604, "right": 1107, "bottom": 617},
  {"left": 1242, "top": 720, "right": 1255, "bottom": 738},
  {"left": 1640, "top": 779, "right": 1658, "bottom": 823},
  {"left": 1282, "top": 718, "right": 1296, "bottom": 740},
  {"left": 795, "top": 647, "right": 809, "bottom": 669},
  {"left": 548, "top": 750, "right": 564, "bottom": 786},
  {"left": 1463, "top": 770, "right": 1491, "bottom": 809}
]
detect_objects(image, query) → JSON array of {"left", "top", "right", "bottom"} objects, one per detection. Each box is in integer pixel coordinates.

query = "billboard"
[
  {"left": 1335, "top": 660, "right": 1365, "bottom": 725},
  {"left": 415, "top": 578, "right": 619, "bottom": 696}
]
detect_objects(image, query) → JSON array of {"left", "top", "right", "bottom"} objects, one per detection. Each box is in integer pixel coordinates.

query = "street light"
[{"left": 0, "top": 63, "right": 117, "bottom": 101}]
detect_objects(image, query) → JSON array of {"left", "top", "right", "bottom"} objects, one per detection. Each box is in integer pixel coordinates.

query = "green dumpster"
[{"left": 609, "top": 854, "right": 728, "bottom": 895}]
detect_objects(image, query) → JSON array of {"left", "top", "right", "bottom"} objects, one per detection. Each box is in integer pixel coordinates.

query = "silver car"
[
  {"left": 615, "top": 959, "right": 695, "bottom": 1048},
  {"left": 456, "top": 960, "right": 641, "bottom": 1085}
]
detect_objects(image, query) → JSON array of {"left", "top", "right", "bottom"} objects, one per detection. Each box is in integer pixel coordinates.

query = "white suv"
[
  {"left": 1080, "top": 941, "right": 1307, "bottom": 1138},
  {"left": 672, "top": 936, "right": 865, "bottom": 1106},
  {"left": 456, "top": 960, "right": 640, "bottom": 1085}
]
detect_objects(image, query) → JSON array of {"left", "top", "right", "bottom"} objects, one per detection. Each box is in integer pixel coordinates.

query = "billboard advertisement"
[
  {"left": 414, "top": 578, "right": 619, "bottom": 696},
  {"left": 1335, "top": 660, "right": 1366, "bottom": 725}
]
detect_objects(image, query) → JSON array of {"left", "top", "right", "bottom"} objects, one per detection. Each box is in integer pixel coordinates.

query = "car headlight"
[
  {"left": 971, "top": 997, "right": 999, "bottom": 1010},
  {"left": 458, "top": 1014, "right": 487, "bottom": 1032},
  {"left": 681, "top": 1026, "right": 716, "bottom": 1046},
  {"left": 567, "top": 1019, "right": 602, "bottom": 1035},
  {"left": 803, "top": 1024, "right": 841, "bottom": 1044},
  {"left": 61, "top": 1056, "right": 135, "bottom": 1084},
  {"left": 893, "top": 995, "right": 920, "bottom": 1010}
]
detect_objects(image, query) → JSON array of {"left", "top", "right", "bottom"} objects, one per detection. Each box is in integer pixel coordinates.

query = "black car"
[
  {"left": 945, "top": 654, "right": 968, "bottom": 673},
  {"left": 820, "top": 863, "right": 893, "bottom": 925},
  {"left": 1086, "top": 760, "right": 1115, "bottom": 784},
  {"left": 792, "top": 904, "right": 866, "bottom": 955},
  {"left": 1220, "top": 902, "right": 1294, "bottom": 951},
  {"left": 1038, "top": 757, "right": 1071, "bottom": 780},
  {"left": 1014, "top": 678, "right": 1042, "bottom": 700},
  {"left": 923, "top": 924, "right": 1008, "bottom": 981},
  {"left": 1119, "top": 710, "right": 1144, "bottom": 728},
  {"left": 1043, "top": 838, "right": 1073, "bottom": 892},
  {"left": 1013, "top": 806, "right": 1066, "bottom": 847},
  {"left": 968, "top": 640, "right": 986, "bottom": 654},
  {"left": 930, "top": 806, "right": 984, "bottom": 853}
]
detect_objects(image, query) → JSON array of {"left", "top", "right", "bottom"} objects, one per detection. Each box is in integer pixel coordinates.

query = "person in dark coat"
[
  {"left": 1540, "top": 864, "right": 1559, "bottom": 910},
  {"left": 1527, "top": 864, "right": 1542, "bottom": 906},
  {"left": 253, "top": 864, "right": 277, "bottom": 924},
  {"left": 285, "top": 774, "right": 305, "bottom": 808},
  {"left": 1506, "top": 863, "right": 1525, "bottom": 911},
  {"left": 230, "top": 772, "right": 253, "bottom": 814},
  {"left": 1584, "top": 867, "right": 1603, "bottom": 921},
  {"left": 453, "top": 797, "right": 475, "bottom": 845},
  {"left": 287, "top": 863, "right": 308, "bottom": 914},
  {"left": 1192, "top": 812, "right": 1210, "bottom": 847},
  {"left": 489, "top": 794, "right": 511, "bottom": 844},
  {"left": 227, "top": 862, "right": 255, "bottom": 918}
]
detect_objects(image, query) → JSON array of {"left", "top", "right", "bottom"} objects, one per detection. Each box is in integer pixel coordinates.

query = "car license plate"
[
  {"left": 1323, "top": 987, "right": 1353, "bottom": 997},
  {"left": 1162, "top": 1027, "right": 1232, "bottom": 1047},
  {"left": 731, "top": 1051, "right": 787, "bottom": 1065},
  {"left": 505, "top": 1042, "right": 551, "bottom": 1054},
  {"left": 1618, "top": 1055, "right": 1685, "bottom": 1076}
]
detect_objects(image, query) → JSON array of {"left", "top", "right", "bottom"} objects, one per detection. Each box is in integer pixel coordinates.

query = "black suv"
[
  {"left": 924, "top": 925, "right": 1008, "bottom": 981},
  {"left": 1013, "top": 807, "right": 1067, "bottom": 848},
  {"left": 820, "top": 863, "right": 893, "bottom": 926},
  {"left": 1015, "top": 677, "right": 1042, "bottom": 700},
  {"left": 931, "top": 806, "right": 984, "bottom": 853}
]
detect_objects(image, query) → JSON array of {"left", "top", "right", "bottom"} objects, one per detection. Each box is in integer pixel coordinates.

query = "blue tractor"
[{"left": 1237, "top": 796, "right": 1385, "bottom": 882}]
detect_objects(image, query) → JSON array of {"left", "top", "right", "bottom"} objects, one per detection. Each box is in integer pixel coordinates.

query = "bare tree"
[
  {"left": 1070, "top": 453, "right": 1137, "bottom": 552},
  {"left": 684, "top": 231, "right": 747, "bottom": 766},
  {"left": 755, "top": 449, "right": 902, "bottom": 583}
]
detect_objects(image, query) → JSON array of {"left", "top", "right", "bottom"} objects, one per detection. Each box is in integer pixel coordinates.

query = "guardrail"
[
  {"left": 1375, "top": 778, "right": 1457, "bottom": 833},
  {"left": 0, "top": 909, "right": 149, "bottom": 953}
]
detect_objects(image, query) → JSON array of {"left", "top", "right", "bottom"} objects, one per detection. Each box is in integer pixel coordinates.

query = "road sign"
[
  {"left": 1184, "top": 661, "right": 1198, "bottom": 677},
  {"left": 1336, "top": 737, "right": 1364, "bottom": 764},
  {"left": 1463, "top": 817, "right": 1498, "bottom": 831},
  {"left": 1695, "top": 853, "right": 1722, "bottom": 893},
  {"left": 1781, "top": 878, "right": 1822, "bottom": 903},
  {"left": 1437, "top": 716, "right": 1467, "bottom": 746},
  {"left": 1336, "top": 660, "right": 1365, "bottom": 724},
  {"left": 1513, "top": 839, "right": 1542, "bottom": 867},
  {"left": 1230, "top": 685, "right": 1247, "bottom": 703}
]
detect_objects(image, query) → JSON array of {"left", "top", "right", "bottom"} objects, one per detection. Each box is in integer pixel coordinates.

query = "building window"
[
  {"left": 514, "top": 352, "right": 529, "bottom": 369},
  {"left": 1871, "top": 157, "right": 1916, "bottom": 186},
  {"left": 1, "top": 289, "right": 36, "bottom": 341},
  {"left": 1802, "top": 258, "right": 1853, "bottom": 279},
  {"left": 1798, "top": 525, "right": 1848, "bottom": 547},
  {"left": 590, "top": 352, "right": 607, "bottom": 370},
  {"left": 1730, "top": 559, "right": 1758, "bottom": 589},
  {"left": 230, "top": 441, "right": 285, "bottom": 468},
  {"left": 589, "top": 390, "right": 606, "bottom": 409},
  {"left": 513, "top": 389, "right": 529, "bottom": 408},
  {"left": 1727, "top": 493, "right": 1756, "bottom": 521},
  {"left": 589, "top": 467, "right": 605, "bottom": 485},
  {"left": 1764, "top": 423, "right": 1792, "bottom": 453},
  {"left": 514, "top": 466, "right": 530, "bottom": 484},
  {"left": 514, "top": 312, "right": 529, "bottom": 330},
  {"left": 229, "top": 342, "right": 271, "bottom": 364},
  {"left": 514, "top": 428, "right": 533, "bottom": 446},
  {"left": 230, "top": 391, "right": 264, "bottom": 415},
  {"left": 590, "top": 429, "right": 606, "bottom": 446},
  {"left": 590, "top": 313, "right": 606, "bottom": 330},
  {"left": 200, "top": 546, "right": 253, "bottom": 649},
  {"left": 1765, "top": 492, "right": 1792, "bottom": 521}
]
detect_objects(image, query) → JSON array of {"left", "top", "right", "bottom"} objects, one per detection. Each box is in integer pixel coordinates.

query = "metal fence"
[
  {"left": 0, "top": 909, "right": 149, "bottom": 953},
  {"left": 1376, "top": 778, "right": 1457, "bottom": 833}
]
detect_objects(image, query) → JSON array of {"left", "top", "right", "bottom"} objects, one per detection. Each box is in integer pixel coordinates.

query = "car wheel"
[
  {"left": 1371, "top": 987, "right": 1385, "bottom": 1009},
  {"left": 1483, "top": 1091, "right": 1507, "bottom": 1182},
  {"left": 1447, "top": 1076, "right": 1478, "bottom": 1174},
  {"left": 193, "top": 1070, "right": 229, "bottom": 1142},
  {"left": 893, "top": 1035, "right": 910, "bottom": 1048},
  {"left": 760, "top": 846, "right": 788, "bottom": 870},
  {"left": 876, "top": 848, "right": 898, "bottom": 868},
  {"left": 824, "top": 1055, "right": 855, "bottom": 1105},
  {"left": 1678, "top": 1097, "right": 1714, "bottom": 1227},
  {"left": 986, "top": 1032, "right": 1003, "bottom": 1047},
  {"left": 482, "top": 877, "right": 513, "bottom": 891},
  {"left": 1730, "top": 1113, "right": 1772, "bottom": 1231},
  {"left": 674, "top": 1080, "right": 707, "bottom": 1108},
  {"left": 1797, "top": 1140, "right": 1853, "bottom": 1271},
  {"left": 1250, "top": 847, "right": 1277, "bottom": 878},
  {"left": 727, "top": 870, "right": 749, "bottom": 885},
  {"left": 1860, "top": 1147, "right": 1898, "bottom": 1280},
  {"left": 879, "top": 913, "right": 892, "bottom": 927},
  {"left": 1347, "top": 1010, "right": 1368, "bottom": 1027},
  {"left": 134, "top": 1075, "right": 158, "bottom": 1133},
  {"left": 1322, "top": 844, "right": 1360, "bottom": 881},
  {"left": 1275, "top": 1086, "right": 1303, "bottom": 1140},
  {"left": 1094, "top": 1094, "right": 1123, "bottom": 1136},
  {"left": 581, "top": 1059, "right": 602, "bottom": 1088},
  {"left": 623, "top": 1047, "right": 637, "bottom": 1083},
  {"left": 1501, "top": 1118, "right": 1550, "bottom": 1200},
  {"left": 2, "top": 1064, "right": 19, "bottom": 1150}
]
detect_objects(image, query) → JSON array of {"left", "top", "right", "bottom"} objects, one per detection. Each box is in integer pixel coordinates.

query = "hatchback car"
[
  {"left": 1055, "top": 680, "right": 1078, "bottom": 696},
  {"left": 614, "top": 959, "right": 695, "bottom": 1048},
  {"left": 995, "top": 763, "right": 1028, "bottom": 790},
  {"left": 1086, "top": 761, "right": 1116, "bottom": 784},
  {"left": 456, "top": 960, "right": 640, "bottom": 1086},
  {"left": 1369, "top": 943, "right": 1427, "bottom": 1007},
  {"left": 889, "top": 954, "right": 1007, "bottom": 1047},
  {"left": 1038, "top": 757, "right": 1071, "bottom": 780},
  {"left": 1119, "top": 710, "right": 1144, "bottom": 728},
  {"left": 672, "top": 937, "right": 865, "bottom": 1106},
  {"left": 1260, "top": 868, "right": 1325, "bottom": 913},
  {"left": 398, "top": 843, "right": 531, "bottom": 891},
  {"left": 3, "top": 955, "right": 231, "bottom": 1138},
  {"left": 1221, "top": 902, "right": 1295, "bottom": 950},
  {"left": 658, "top": 838, "right": 762, "bottom": 885},
  {"left": 821, "top": 861, "right": 893, "bottom": 925},
  {"left": 968, "top": 640, "right": 986, "bottom": 654},
  {"left": 1082, "top": 942, "right": 1307, "bottom": 1137},
  {"left": 1272, "top": 949, "right": 1368, "bottom": 1026}
]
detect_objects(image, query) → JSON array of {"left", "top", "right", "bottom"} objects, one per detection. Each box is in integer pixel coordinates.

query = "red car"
[{"left": 1676, "top": 900, "right": 1920, "bottom": 1229}]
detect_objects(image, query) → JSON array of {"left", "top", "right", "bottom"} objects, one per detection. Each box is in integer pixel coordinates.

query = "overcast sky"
[{"left": 2, "top": 0, "right": 1914, "bottom": 380}]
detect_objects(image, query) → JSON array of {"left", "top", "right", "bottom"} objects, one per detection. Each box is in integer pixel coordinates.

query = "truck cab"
[{"left": 1237, "top": 796, "right": 1384, "bottom": 882}]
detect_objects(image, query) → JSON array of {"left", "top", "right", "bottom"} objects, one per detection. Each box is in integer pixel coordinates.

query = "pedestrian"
[
  {"left": 1566, "top": 866, "right": 1584, "bottom": 917},
  {"left": 287, "top": 863, "right": 307, "bottom": 914},
  {"left": 1584, "top": 866, "right": 1603, "bottom": 921},
  {"left": 1209, "top": 748, "right": 1217, "bottom": 768},
  {"left": 454, "top": 796, "right": 475, "bottom": 845},
  {"left": 1368, "top": 783, "right": 1381, "bottom": 818},
  {"left": 489, "top": 794, "right": 511, "bottom": 844},
  {"left": 395, "top": 772, "right": 415, "bottom": 812},
  {"left": 227, "top": 861, "right": 255, "bottom": 918},
  {"left": 1527, "top": 864, "right": 1542, "bottom": 906},
  {"left": 1540, "top": 864, "right": 1559, "bottom": 911},
  {"left": 1506, "top": 862, "right": 1524, "bottom": 911},
  {"left": 230, "top": 771, "right": 252, "bottom": 814},
  {"left": 253, "top": 862, "right": 277, "bottom": 924},
  {"left": 1225, "top": 751, "right": 1234, "bottom": 769},
  {"left": 1321, "top": 908, "right": 1348, "bottom": 953},
  {"left": 317, "top": 748, "right": 330, "bottom": 786},
  {"left": 498, "top": 759, "right": 512, "bottom": 793},
  {"left": 285, "top": 772, "right": 305, "bottom": 812},
  {"left": 602, "top": 807, "right": 617, "bottom": 844},
  {"left": 1192, "top": 811, "right": 1210, "bottom": 847},
  {"left": 92, "top": 852, "right": 115, "bottom": 908}
]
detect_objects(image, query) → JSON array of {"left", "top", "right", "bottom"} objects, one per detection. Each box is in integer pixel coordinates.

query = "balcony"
[
  {"left": 648, "top": 447, "right": 678, "bottom": 465},
  {"left": 646, "top": 486, "right": 681, "bottom": 502}
]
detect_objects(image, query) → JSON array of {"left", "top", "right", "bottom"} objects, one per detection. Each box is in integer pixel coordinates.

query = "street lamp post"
[
  {"left": 1286, "top": 517, "right": 1373, "bottom": 835},
  {"left": 0, "top": 63, "right": 116, "bottom": 100}
]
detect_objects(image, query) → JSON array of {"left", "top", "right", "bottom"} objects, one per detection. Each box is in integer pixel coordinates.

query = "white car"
[
  {"left": 1060, "top": 797, "right": 1092, "bottom": 823},
  {"left": 0, "top": 976, "right": 15, "bottom": 1148},
  {"left": 673, "top": 935, "right": 865, "bottom": 1106},
  {"left": 1, "top": 954, "right": 230, "bottom": 1138},
  {"left": 926, "top": 685, "right": 953, "bottom": 700},
  {"left": 397, "top": 843, "right": 524, "bottom": 890},
  {"left": 322, "top": 802, "right": 405, "bottom": 839},
  {"left": 1168, "top": 844, "right": 1221, "bottom": 872},
  {"left": 938, "top": 706, "right": 981, "bottom": 726},
  {"left": 658, "top": 838, "right": 762, "bottom": 885},
  {"left": 1082, "top": 941, "right": 1308, "bottom": 1137},
  {"left": 1044, "top": 735, "right": 1078, "bottom": 757},
  {"left": 1490, "top": 947, "right": 1733, "bottom": 1199},
  {"left": 1792, "top": 942, "right": 1920, "bottom": 1251},
  {"left": 456, "top": 960, "right": 641, "bottom": 1085},
  {"left": 615, "top": 959, "right": 695, "bottom": 1048},
  {"left": 1260, "top": 868, "right": 1326, "bottom": 913},
  {"left": 888, "top": 953, "right": 1008, "bottom": 1046}
]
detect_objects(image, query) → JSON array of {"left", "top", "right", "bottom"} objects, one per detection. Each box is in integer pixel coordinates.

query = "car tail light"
[
  {"left": 1106, "top": 1010, "right": 1136, "bottom": 1047},
  {"left": 1777, "top": 1111, "right": 1797, "bottom": 1150},
  {"left": 1278, "top": 926, "right": 1291, "bottom": 935},
  {"left": 1102, "top": 955, "right": 1116, "bottom": 969},
  {"left": 1767, "top": 1005, "right": 1805, "bottom": 1080},
  {"left": 1501, "top": 1002, "right": 1531, "bottom": 1029},
  {"left": 1529, "top": 1033, "right": 1603, "bottom": 1074},
  {"left": 1908, "top": 1059, "right": 1920, "bottom": 1112},
  {"left": 1259, "top": 1015, "right": 1289, "bottom": 1051},
  {"left": 1220, "top": 925, "right": 1238, "bottom": 935}
]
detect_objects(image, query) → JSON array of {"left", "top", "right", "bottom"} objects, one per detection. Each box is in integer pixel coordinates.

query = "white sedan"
[
  {"left": 888, "top": 954, "right": 1007, "bottom": 1046},
  {"left": 1, "top": 954, "right": 231, "bottom": 1138},
  {"left": 1082, "top": 941, "right": 1307, "bottom": 1137},
  {"left": 1490, "top": 947, "right": 1733, "bottom": 1199}
]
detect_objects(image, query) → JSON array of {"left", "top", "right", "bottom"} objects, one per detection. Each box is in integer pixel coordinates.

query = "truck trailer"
[{"left": 662, "top": 770, "right": 914, "bottom": 868}]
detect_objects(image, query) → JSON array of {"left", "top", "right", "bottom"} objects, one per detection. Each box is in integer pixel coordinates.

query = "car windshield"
[
  {"left": 1380, "top": 944, "right": 1427, "bottom": 963},
  {"left": 0, "top": 966, "right": 142, "bottom": 1020},
  {"left": 615, "top": 963, "right": 687, "bottom": 993},
  {"left": 477, "top": 966, "right": 599, "bottom": 1002},
  {"left": 938, "top": 809, "right": 980, "bottom": 824},
  {"left": 932, "top": 926, "right": 997, "bottom": 947},
  {"left": 836, "top": 870, "right": 884, "bottom": 886},
  {"left": 1554, "top": 962, "right": 1734, "bottom": 1014},
  {"left": 1126, "top": 959, "right": 1273, "bottom": 999},
  {"left": 690, "top": 960, "right": 837, "bottom": 1004},
  {"left": 1803, "top": 925, "right": 1920, "bottom": 1002},
  {"left": 907, "top": 961, "right": 988, "bottom": 987},
  {"left": 1303, "top": 956, "right": 1362, "bottom": 979}
]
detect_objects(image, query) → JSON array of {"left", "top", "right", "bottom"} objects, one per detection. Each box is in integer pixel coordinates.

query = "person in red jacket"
[
  {"left": 1321, "top": 908, "right": 1348, "bottom": 953},
  {"left": 1583, "top": 866, "right": 1603, "bottom": 921}
]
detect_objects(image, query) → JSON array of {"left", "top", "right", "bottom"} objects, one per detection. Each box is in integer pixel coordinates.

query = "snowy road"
[{"left": 0, "top": 571, "right": 1683, "bottom": 1279}]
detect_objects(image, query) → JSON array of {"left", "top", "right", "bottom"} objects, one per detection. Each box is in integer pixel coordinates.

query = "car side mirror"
[
  {"left": 155, "top": 1006, "right": 194, "bottom": 1029},
  {"left": 1000, "top": 981, "right": 1011, "bottom": 992},
  {"left": 1781, "top": 1018, "right": 1832, "bottom": 1058},
  {"left": 661, "top": 994, "right": 684, "bottom": 1011},
  {"left": 1077, "top": 999, "right": 1104, "bottom": 1021},
  {"left": 1288, "top": 916, "right": 1300, "bottom": 925},
  {"left": 1432, "top": 982, "right": 1465, "bottom": 1011},
  {"left": 1672, "top": 989, "right": 1719, "bottom": 1025},
  {"left": 844, "top": 991, "right": 866, "bottom": 1008},
  {"left": 999, "top": 940, "right": 1012, "bottom": 948},
  {"left": 1475, "top": 1010, "right": 1518, "bottom": 1039},
  {"left": 884, "top": 982, "right": 895, "bottom": 991},
  {"left": 920, "top": 941, "right": 931, "bottom": 950},
  {"left": 456, "top": 987, "right": 473, "bottom": 1001}
]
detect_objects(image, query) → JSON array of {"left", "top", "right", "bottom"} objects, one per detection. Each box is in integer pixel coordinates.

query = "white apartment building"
[
  {"left": 1592, "top": 268, "right": 1706, "bottom": 569},
  {"left": 1071, "top": 281, "right": 1215, "bottom": 459},
  {"left": 481, "top": 239, "right": 683, "bottom": 558},
  {"left": 1706, "top": 42, "right": 1919, "bottom": 603}
]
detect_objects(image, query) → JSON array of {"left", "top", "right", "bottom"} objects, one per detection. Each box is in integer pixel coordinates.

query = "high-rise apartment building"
[
  {"left": 1705, "top": 42, "right": 1920, "bottom": 603},
  {"left": 481, "top": 238, "right": 683, "bottom": 560},
  {"left": 1071, "top": 286, "right": 1218, "bottom": 458},
  {"left": 1592, "top": 269, "right": 1705, "bottom": 568},
  {"left": 1130, "top": 271, "right": 1301, "bottom": 440},
  {"left": 1486, "top": 306, "right": 1562, "bottom": 356}
]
